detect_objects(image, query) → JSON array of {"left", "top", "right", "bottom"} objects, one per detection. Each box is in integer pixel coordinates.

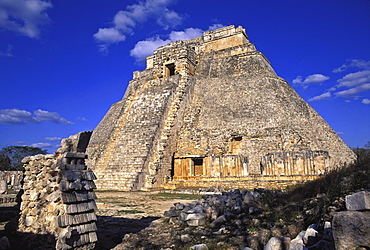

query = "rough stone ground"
[
  {"left": 0, "top": 191, "right": 204, "bottom": 250},
  {"left": 93, "top": 190, "right": 201, "bottom": 250}
]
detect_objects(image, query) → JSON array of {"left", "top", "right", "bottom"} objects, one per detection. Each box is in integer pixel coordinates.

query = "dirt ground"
[
  {"left": 95, "top": 190, "right": 193, "bottom": 219},
  {"left": 0, "top": 191, "right": 200, "bottom": 249},
  {"left": 94, "top": 190, "right": 200, "bottom": 250}
]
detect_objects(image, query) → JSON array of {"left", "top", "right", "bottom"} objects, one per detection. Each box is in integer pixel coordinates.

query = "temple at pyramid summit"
[{"left": 85, "top": 25, "right": 356, "bottom": 191}]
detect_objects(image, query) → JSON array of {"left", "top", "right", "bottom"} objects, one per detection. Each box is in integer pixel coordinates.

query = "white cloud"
[
  {"left": 45, "top": 137, "right": 62, "bottom": 142},
  {"left": 333, "top": 70, "right": 370, "bottom": 100},
  {"left": 130, "top": 25, "right": 222, "bottom": 61},
  {"left": 362, "top": 99, "right": 370, "bottom": 104},
  {"left": 292, "top": 74, "right": 329, "bottom": 88},
  {"left": 304, "top": 74, "right": 330, "bottom": 84},
  {"left": 130, "top": 36, "right": 170, "bottom": 61},
  {"left": 335, "top": 83, "right": 370, "bottom": 98},
  {"left": 292, "top": 76, "right": 303, "bottom": 84},
  {"left": 337, "top": 70, "right": 370, "bottom": 88},
  {"left": 333, "top": 59, "right": 370, "bottom": 73},
  {"left": 76, "top": 117, "right": 88, "bottom": 122},
  {"left": 308, "top": 92, "right": 331, "bottom": 102},
  {"left": 0, "top": 0, "right": 52, "bottom": 38},
  {"left": 0, "top": 108, "right": 37, "bottom": 124},
  {"left": 93, "top": 28, "right": 126, "bottom": 43},
  {"left": 30, "top": 142, "right": 54, "bottom": 148},
  {"left": 208, "top": 24, "right": 225, "bottom": 31},
  {"left": 169, "top": 28, "right": 203, "bottom": 41},
  {"left": 0, "top": 108, "right": 73, "bottom": 125},
  {"left": 158, "top": 10, "right": 182, "bottom": 29},
  {"left": 34, "top": 109, "right": 74, "bottom": 125},
  {"left": 113, "top": 10, "right": 137, "bottom": 32},
  {"left": 93, "top": 0, "right": 183, "bottom": 53},
  {"left": 93, "top": 27, "right": 126, "bottom": 54}
]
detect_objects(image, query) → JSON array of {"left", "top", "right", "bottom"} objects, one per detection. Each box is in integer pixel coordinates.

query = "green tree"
[
  {"left": 0, "top": 154, "right": 11, "bottom": 171},
  {"left": 0, "top": 146, "right": 47, "bottom": 170}
]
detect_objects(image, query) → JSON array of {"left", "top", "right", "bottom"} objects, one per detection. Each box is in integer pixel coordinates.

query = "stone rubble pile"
[
  {"left": 18, "top": 132, "right": 98, "bottom": 250},
  {"left": 164, "top": 189, "right": 370, "bottom": 250},
  {"left": 164, "top": 188, "right": 277, "bottom": 227},
  {"left": 160, "top": 186, "right": 225, "bottom": 195},
  {"left": 332, "top": 190, "right": 370, "bottom": 250}
]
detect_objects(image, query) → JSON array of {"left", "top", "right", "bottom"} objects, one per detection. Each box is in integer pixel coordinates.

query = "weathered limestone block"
[
  {"left": 190, "top": 244, "right": 209, "bottom": 250},
  {"left": 0, "top": 180, "right": 7, "bottom": 194},
  {"left": 332, "top": 211, "right": 370, "bottom": 250},
  {"left": 264, "top": 237, "right": 291, "bottom": 250},
  {"left": 345, "top": 191, "right": 370, "bottom": 211}
]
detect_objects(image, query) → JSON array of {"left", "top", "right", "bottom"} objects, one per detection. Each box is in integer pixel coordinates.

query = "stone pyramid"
[{"left": 86, "top": 25, "right": 356, "bottom": 191}]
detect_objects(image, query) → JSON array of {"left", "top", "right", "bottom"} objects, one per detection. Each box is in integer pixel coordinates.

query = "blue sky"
[{"left": 0, "top": 0, "right": 369, "bottom": 152}]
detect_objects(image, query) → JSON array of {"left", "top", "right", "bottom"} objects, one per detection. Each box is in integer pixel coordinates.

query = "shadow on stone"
[
  {"left": 5, "top": 231, "right": 56, "bottom": 250},
  {"left": 94, "top": 215, "right": 160, "bottom": 250}
]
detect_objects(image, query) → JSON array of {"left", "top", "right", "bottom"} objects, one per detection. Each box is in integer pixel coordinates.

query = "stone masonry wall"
[
  {"left": 86, "top": 25, "right": 356, "bottom": 191},
  {"left": 0, "top": 171, "right": 22, "bottom": 189},
  {"left": 87, "top": 76, "right": 185, "bottom": 190},
  {"left": 18, "top": 132, "right": 98, "bottom": 249}
]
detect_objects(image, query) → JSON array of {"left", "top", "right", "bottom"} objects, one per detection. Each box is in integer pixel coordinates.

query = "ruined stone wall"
[
  {"left": 141, "top": 75, "right": 196, "bottom": 190},
  {"left": 174, "top": 69, "right": 355, "bottom": 175},
  {"left": 19, "top": 133, "right": 98, "bottom": 249},
  {"left": 0, "top": 171, "right": 22, "bottom": 189},
  {"left": 86, "top": 25, "right": 356, "bottom": 191},
  {"left": 87, "top": 75, "right": 186, "bottom": 190},
  {"left": 261, "top": 151, "right": 329, "bottom": 176}
]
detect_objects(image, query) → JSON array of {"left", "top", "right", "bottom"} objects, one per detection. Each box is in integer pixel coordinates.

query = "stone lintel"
[{"left": 64, "top": 152, "right": 87, "bottom": 159}]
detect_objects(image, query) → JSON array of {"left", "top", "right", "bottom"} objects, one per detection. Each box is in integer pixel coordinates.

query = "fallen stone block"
[
  {"left": 264, "top": 236, "right": 290, "bottom": 250},
  {"left": 186, "top": 212, "right": 206, "bottom": 221},
  {"left": 210, "top": 215, "right": 226, "bottom": 228},
  {"left": 187, "top": 218, "right": 206, "bottom": 226},
  {"left": 332, "top": 211, "right": 370, "bottom": 250},
  {"left": 190, "top": 243, "right": 208, "bottom": 250},
  {"left": 345, "top": 191, "right": 370, "bottom": 211},
  {"left": 164, "top": 210, "right": 180, "bottom": 218}
]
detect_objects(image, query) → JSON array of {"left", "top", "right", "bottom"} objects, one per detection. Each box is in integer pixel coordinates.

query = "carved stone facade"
[{"left": 86, "top": 25, "right": 356, "bottom": 191}]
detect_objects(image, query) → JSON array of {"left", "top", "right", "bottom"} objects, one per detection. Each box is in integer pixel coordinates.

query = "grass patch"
[
  {"left": 119, "top": 204, "right": 138, "bottom": 208},
  {"left": 286, "top": 148, "right": 370, "bottom": 202},
  {"left": 94, "top": 190, "right": 128, "bottom": 193},
  {"left": 150, "top": 192, "right": 202, "bottom": 201},
  {"left": 117, "top": 209, "right": 145, "bottom": 214},
  {"left": 95, "top": 198, "right": 128, "bottom": 204},
  {"left": 6, "top": 189, "right": 19, "bottom": 194},
  {"left": 261, "top": 148, "right": 370, "bottom": 228}
]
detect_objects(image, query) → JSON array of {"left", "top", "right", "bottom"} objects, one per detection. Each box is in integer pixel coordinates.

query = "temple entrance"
[
  {"left": 165, "top": 63, "right": 175, "bottom": 76},
  {"left": 173, "top": 155, "right": 248, "bottom": 179},
  {"left": 191, "top": 158, "right": 204, "bottom": 176},
  {"left": 230, "top": 136, "right": 242, "bottom": 155}
]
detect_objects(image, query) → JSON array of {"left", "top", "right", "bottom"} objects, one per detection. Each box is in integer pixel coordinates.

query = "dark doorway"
[
  {"left": 192, "top": 158, "right": 203, "bottom": 176},
  {"left": 165, "top": 63, "right": 175, "bottom": 76}
]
